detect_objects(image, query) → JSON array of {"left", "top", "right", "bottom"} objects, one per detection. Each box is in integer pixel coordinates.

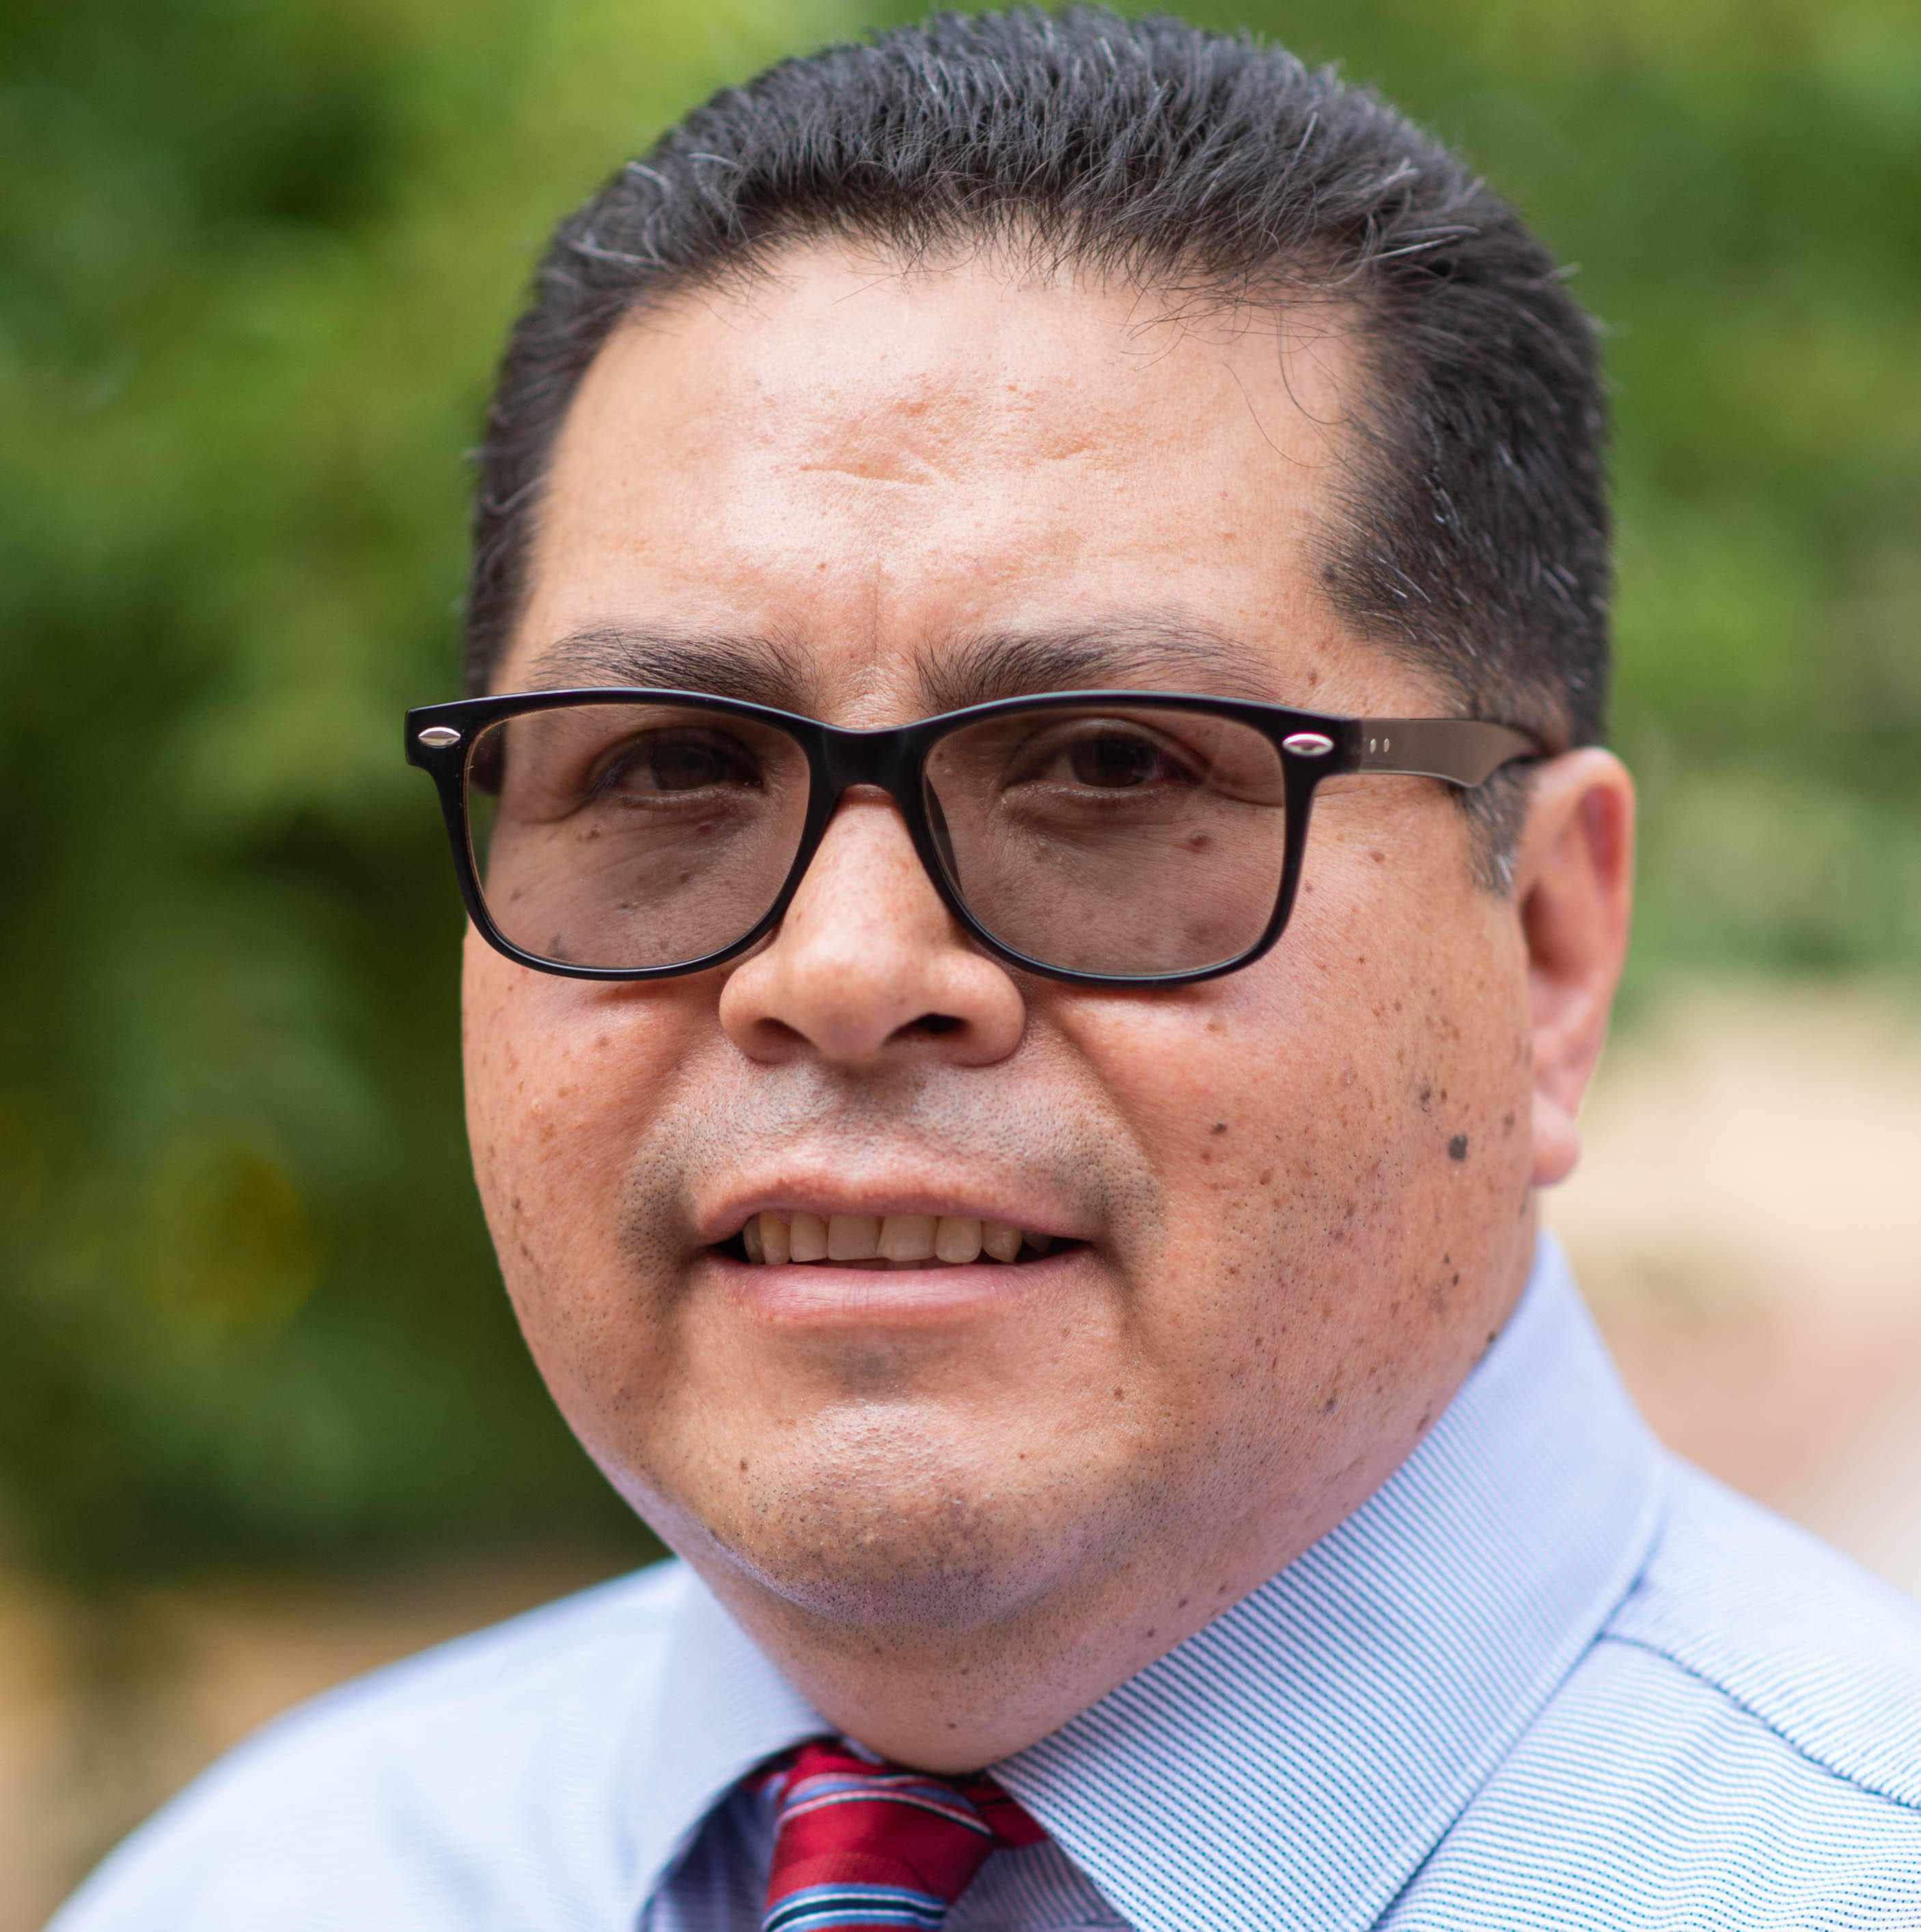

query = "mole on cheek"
[{"left": 1448, "top": 1134, "right": 1469, "bottom": 1162}]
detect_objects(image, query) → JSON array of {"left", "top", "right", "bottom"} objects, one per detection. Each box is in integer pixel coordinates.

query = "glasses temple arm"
[{"left": 1349, "top": 719, "right": 1547, "bottom": 788}]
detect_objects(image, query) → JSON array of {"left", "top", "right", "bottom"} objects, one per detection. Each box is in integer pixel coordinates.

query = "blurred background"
[{"left": 1, "top": 0, "right": 1917, "bottom": 1918}]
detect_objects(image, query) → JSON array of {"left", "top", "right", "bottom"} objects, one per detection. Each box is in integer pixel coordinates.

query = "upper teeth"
[{"left": 741, "top": 1211, "right": 1053, "bottom": 1265}]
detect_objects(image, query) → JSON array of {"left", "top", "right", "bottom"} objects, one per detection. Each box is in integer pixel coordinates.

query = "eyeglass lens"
[{"left": 465, "top": 700, "right": 1292, "bottom": 978}]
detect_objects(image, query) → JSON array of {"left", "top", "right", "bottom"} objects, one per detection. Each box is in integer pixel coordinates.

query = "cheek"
[
  {"left": 460, "top": 937, "right": 691, "bottom": 1340},
  {"left": 1054, "top": 857, "right": 1532, "bottom": 1431}
]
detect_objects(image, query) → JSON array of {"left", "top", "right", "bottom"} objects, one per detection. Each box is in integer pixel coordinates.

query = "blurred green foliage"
[{"left": 1, "top": 0, "right": 1916, "bottom": 1583}]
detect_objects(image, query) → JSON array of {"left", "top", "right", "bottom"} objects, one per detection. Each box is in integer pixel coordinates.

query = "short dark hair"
[{"left": 468, "top": 6, "right": 1609, "bottom": 871}]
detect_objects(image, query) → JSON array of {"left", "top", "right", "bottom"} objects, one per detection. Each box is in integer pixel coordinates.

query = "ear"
[{"left": 1512, "top": 749, "right": 1636, "bottom": 1189}]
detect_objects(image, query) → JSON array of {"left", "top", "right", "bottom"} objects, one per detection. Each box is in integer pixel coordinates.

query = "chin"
[{"left": 648, "top": 1416, "right": 1149, "bottom": 1640}]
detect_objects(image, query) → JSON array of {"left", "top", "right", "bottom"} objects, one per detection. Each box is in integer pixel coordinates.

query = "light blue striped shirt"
[{"left": 53, "top": 1237, "right": 1921, "bottom": 1930}]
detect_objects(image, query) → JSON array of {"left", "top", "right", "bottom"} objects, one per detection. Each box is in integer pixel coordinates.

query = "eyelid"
[
  {"left": 584, "top": 724, "right": 760, "bottom": 798},
  {"left": 998, "top": 712, "right": 1192, "bottom": 779}
]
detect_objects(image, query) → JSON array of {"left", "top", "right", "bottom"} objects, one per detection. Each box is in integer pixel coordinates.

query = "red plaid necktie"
[{"left": 759, "top": 1737, "right": 1046, "bottom": 1931}]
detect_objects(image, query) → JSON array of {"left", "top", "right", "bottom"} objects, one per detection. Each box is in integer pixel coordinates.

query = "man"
[{"left": 55, "top": 10, "right": 1921, "bottom": 1929}]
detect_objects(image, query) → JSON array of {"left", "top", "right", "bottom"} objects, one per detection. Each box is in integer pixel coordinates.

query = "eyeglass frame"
[{"left": 404, "top": 687, "right": 1546, "bottom": 991}]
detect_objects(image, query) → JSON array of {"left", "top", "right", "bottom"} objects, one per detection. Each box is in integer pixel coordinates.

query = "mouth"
[{"left": 719, "top": 1211, "right": 1073, "bottom": 1270}]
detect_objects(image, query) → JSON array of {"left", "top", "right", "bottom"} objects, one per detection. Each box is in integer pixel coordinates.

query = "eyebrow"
[
  {"left": 917, "top": 621, "right": 1282, "bottom": 713},
  {"left": 518, "top": 616, "right": 1283, "bottom": 718},
  {"left": 519, "top": 627, "right": 810, "bottom": 710}
]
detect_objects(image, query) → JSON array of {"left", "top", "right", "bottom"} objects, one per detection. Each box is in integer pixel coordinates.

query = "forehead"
[{"left": 506, "top": 243, "right": 1410, "bottom": 717}]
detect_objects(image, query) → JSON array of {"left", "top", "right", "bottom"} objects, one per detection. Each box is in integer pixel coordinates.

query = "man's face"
[{"left": 465, "top": 246, "right": 1541, "bottom": 1726}]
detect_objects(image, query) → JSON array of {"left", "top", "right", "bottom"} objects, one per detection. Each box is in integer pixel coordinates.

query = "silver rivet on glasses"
[
  {"left": 1282, "top": 731, "right": 1335, "bottom": 757},
  {"left": 417, "top": 726, "right": 462, "bottom": 749}
]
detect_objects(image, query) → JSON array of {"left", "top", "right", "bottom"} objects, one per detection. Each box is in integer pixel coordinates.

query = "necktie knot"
[{"left": 760, "top": 1738, "right": 1045, "bottom": 1931}]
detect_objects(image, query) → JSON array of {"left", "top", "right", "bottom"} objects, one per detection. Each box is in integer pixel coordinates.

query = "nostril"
[{"left": 904, "top": 1012, "right": 963, "bottom": 1038}]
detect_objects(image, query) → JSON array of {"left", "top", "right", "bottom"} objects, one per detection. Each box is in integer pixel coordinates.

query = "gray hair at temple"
[{"left": 465, "top": 5, "right": 1611, "bottom": 877}]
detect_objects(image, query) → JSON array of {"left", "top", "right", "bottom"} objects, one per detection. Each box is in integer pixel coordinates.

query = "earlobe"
[
  {"left": 1512, "top": 750, "right": 1636, "bottom": 1191},
  {"left": 1531, "top": 1086, "right": 1583, "bottom": 1190}
]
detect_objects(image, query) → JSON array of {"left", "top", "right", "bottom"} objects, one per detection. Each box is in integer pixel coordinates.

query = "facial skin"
[{"left": 462, "top": 243, "right": 1635, "bottom": 1770}]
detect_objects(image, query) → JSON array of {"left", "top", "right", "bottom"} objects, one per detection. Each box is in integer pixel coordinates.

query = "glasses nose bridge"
[{"left": 814, "top": 720, "right": 922, "bottom": 816}]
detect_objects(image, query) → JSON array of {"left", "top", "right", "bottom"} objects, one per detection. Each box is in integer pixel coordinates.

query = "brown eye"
[
  {"left": 644, "top": 739, "right": 738, "bottom": 790},
  {"left": 593, "top": 729, "right": 763, "bottom": 799},
  {"left": 1068, "top": 732, "right": 1174, "bottom": 788}
]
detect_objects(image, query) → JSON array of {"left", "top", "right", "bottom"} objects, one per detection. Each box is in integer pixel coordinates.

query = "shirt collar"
[
  {"left": 628, "top": 1562, "right": 824, "bottom": 1901},
  {"left": 632, "top": 1233, "right": 1663, "bottom": 1930}
]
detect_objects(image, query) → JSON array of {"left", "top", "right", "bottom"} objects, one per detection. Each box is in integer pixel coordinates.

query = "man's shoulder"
[
  {"left": 1396, "top": 1459, "right": 1921, "bottom": 1929},
  {"left": 51, "top": 1558, "right": 691, "bottom": 1932},
  {"left": 1606, "top": 1457, "right": 1921, "bottom": 1806}
]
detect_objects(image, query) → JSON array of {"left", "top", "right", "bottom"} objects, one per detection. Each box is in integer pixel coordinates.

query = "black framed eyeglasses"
[{"left": 404, "top": 689, "right": 1543, "bottom": 989}]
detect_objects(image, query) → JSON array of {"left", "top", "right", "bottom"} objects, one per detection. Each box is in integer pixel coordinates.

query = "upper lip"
[{"left": 697, "top": 1178, "right": 1086, "bottom": 1248}]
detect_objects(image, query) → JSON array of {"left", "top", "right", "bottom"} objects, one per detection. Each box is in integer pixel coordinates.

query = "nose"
[{"left": 717, "top": 789, "right": 1026, "bottom": 1068}]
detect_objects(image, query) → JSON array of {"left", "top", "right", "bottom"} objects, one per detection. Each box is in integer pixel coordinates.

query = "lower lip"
[{"left": 708, "top": 1247, "right": 1083, "bottom": 1325}]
